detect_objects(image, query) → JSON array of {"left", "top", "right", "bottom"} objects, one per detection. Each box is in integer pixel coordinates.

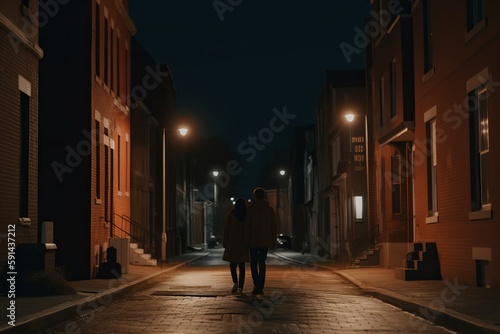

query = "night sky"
[{"left": 128, "top": 0, "right": 372, "bottom": 197}]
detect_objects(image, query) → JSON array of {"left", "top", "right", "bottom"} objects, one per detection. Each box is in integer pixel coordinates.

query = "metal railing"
[
  {"left": 112, "top": 213, "right": 156, "bottom": 258},
  {"left": 352, "top": 224, "right": 380, "bottom": 261}
]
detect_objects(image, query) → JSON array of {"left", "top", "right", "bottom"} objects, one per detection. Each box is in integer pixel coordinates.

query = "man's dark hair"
[{"left": 253, "top": 187, "right": 265, "bottom": 199}]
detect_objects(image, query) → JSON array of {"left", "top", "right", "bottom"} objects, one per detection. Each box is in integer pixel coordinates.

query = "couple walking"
[{"left": 222, "top": 187, "right": 277, "bottom": 295}]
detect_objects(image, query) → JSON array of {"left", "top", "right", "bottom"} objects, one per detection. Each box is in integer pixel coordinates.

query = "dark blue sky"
[{"left": 128, "top": 0, "right": 372, "bottom": 197}]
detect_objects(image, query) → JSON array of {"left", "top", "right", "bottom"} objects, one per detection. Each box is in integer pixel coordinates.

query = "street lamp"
[
  {"left": 345, "top": 113, "right": 355, "bottom": 122},
  {"left": 277, "top": 169, "right": 288, "bottom": 235},
  {"left": 343, "top": 112, "right": 369, "bottom": 265},
  {"left": 212, "top": 170, "right": 219, "bottom": 207},
  {"left": 162, "top": 127, "right": 189, "bottom": 262},
  {"left": 206, "top": 170, "right": 218, "bottom": 249}
]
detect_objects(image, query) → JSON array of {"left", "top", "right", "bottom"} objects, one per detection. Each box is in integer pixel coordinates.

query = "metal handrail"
[
  {"left": 112, "top": 213, "right": 156, "bottom": 258},
  {"left": 352, "top": 224, "right": 380, "bottom": 261}
]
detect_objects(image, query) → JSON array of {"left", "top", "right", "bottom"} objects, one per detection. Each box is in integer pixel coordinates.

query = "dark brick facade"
[
  {"left": 38, "top": 0, "right": 134, "bottom": 280},
  {"left": 367, "top": 0, "right": 500, "bottom": 286},
  {"left": 0, "top": 1, "right": 41, "bottom": 266}
]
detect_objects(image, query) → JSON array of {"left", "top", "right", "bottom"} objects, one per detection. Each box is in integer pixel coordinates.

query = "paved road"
[{"left": 40, "top": 251, "right": 456, "bottom": 333}]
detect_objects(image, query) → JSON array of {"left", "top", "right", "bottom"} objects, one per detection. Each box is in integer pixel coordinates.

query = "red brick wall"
[
  {"left": 89, "top": 0, "right": 132, "bottom": 274},
  {"left": 412, "top": 0, "right": 500, "bottom": 286},
  {"left": 0, "top": 1, "right": 40, "bottom": 265}
]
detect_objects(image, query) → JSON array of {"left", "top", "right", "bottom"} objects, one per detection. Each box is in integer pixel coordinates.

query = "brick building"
[
  {"left": 410, "top": 0, "right": 500, "bottom": 287},
  {"left": 130, "top": 38, "right": 184, "bottom": 262},
  {"left": 367, "top": 0, "right": 500, "bottom": 287},
  {"left": 314, "top": 70, "right": 370, "bottom": 263},
  {"left": 0, "top": 1, "right": 42, "bottom": 264},
  {"left": 38, "top": 0, "right": 136, "bottom": 280},
  {"left": 366, "top": 0, "right": 415, "bottom": 269}
]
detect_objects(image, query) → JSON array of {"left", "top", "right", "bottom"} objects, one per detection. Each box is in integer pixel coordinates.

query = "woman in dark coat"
[{"left": 222, "top": 198, "right": 250, "bottom": 293}]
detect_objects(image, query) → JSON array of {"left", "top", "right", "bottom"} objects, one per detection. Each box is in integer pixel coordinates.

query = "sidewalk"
[
  {"left": 0, "top": 251, "right": 210, "bottom": 334},
  {"left": 2, "top": 250, "right": 500, "bottom": 333},
  {"left": 273, "top": 250, "right": 500, "bottom": 334}
]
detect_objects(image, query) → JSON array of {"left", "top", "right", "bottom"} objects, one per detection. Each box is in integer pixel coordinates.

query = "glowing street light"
[
  {"left": 162, "top": 126, "right": 189, "bottom": 261},
  {"left": 205, "top": 171, "right": 219, "bottom": 249},
  {"left": 345, "top": 113, "right": 355, "bottom": 122}
]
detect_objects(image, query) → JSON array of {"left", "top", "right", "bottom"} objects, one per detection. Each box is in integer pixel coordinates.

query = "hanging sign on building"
[{"left": 351, "top": 135, "right": 366, "bottom": 172}]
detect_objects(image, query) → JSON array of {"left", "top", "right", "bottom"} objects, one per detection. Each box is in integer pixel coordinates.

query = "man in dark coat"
[{"left": 244, "top": 187, "right": 277, "bottom": 295}]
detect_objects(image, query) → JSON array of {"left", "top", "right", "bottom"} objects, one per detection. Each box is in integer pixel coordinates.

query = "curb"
[
  {"left": 335, "top": 271, "right": 500, "bottom": 334},
  {"left": 0, "top": 253, "right": 209, "bottom": 334},
  {"left": 274, "top": 252, "right": 500, "bottom": 334}
]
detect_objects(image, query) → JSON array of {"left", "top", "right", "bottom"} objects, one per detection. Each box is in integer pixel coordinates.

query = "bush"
[{"left": 19, "top": 269, "right": 76, "bottom": 297}]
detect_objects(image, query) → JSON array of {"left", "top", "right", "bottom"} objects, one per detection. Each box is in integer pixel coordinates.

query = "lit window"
[
  {"left": 391, "top": 155, "right": 401, "bottom": 214},
  {"left": 354, "top": 196, "right": 363, "bottom": 220},
  {"left": 469, "top": 86, "right": 490, "bottom": 210},
  {"left": 426, "top": 118, "right": 438, "bottom": 217}
]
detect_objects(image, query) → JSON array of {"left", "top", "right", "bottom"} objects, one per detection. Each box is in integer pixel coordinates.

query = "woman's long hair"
[{"left": 233, "top": 198, "right": 247, "bottom": 222}]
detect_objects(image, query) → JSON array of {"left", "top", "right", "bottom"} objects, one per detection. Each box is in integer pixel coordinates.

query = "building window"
[
  {"left": 125, "top": 134, "right": 129, "bottom": 196},
  {"left": 110, "top": 26, "right": 114, "bottom": 92},
  {"left": 110, "top": 140, "right": 115, "bottom": 218},
  {"left": 117, "top": 35, "right": 120, "bottom": 97},
  {"left": 95, "top": 118, "right": 101, "bottom": 202},
  {"left": 332, "top": 137, "right": 341, "bottom": 176},
  {"left": 390, "top": 60, "right": 397, "bottom": 118},
  {"left": 423, "top": 0, "right": 433, "bottom": 73},
  {"left": 95, "top": 3, "right": 100, "bottom": 77},
  {"left": 20, "top": 92, "right": 30, "bottom": 217},
  {"left": 379, "top": 76, "right": 385, "bottom": 127},
  {"left": 469, "top": 86, "right": 490, "bottom": 211},
  {"left": 125, "top": 42, "right": 129, "bottom": 105},
  {"left": 117, "top": 134, "right": 121, "bottom": 192},
  {"left": 467, "top": 0, "right": 485, "bottom": 32},
  {"left": 104, "top": 16, "right": 109, "bottom": 86},
  {"left": 391, "top": 155, "right": 401, "bottom": 214},
  {"left": 104, "top": 125, "right": 110, "bottom": 220},
  {"left": 426, "top": 118, "right": 438, "bottom": 217}
]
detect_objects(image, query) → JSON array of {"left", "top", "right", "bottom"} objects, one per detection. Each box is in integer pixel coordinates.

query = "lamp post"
[
  {"left": 277, "top": 170, "right": 286, "bottom": 234},
  {"left": 212, "top": 171, "right": 219, "bottom": 208},
  {"left": 344, "top": 112, "right": 369, "bottom": 264},
  {"left": 344, "top": 113, "right": 354, "bottom": 265},
  {"left": 206, "top": 171, "right": 218, "bottom": 249},
  {"left": 162, "top": 127, "right": 188, "bottom": 262}
]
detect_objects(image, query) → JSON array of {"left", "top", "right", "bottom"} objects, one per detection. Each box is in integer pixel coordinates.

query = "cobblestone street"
[{"left": 40, "top": 252, "right": 455, "bottom": 333}]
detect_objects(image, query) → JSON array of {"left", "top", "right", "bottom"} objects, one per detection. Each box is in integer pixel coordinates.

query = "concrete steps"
[
  {"left": 353, "top": 248, "right": 380, "bottom": 266},
  {"left": 129, "top": 243, "right": 157, "bottom": 266},
  {"left": 395, "top": 242, "right": 441, "bottom": 280}
]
